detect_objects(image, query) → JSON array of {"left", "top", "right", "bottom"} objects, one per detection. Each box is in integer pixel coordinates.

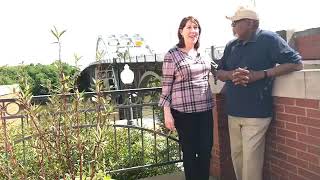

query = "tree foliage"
[{"left": 0, "top": 62, "right": 77, "bottom": 95}]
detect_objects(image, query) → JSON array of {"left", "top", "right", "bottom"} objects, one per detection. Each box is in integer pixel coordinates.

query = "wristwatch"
[{"left": 263, "top": 70, "right": 268, "bottom": 79}]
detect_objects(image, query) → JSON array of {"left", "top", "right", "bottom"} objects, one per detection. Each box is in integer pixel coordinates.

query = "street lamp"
[
  {"left": 120, "top": 64, "right": 134, "bottom": 85},
  {"left": 120, "top": 64, "right": 134, "bottom": 125}
]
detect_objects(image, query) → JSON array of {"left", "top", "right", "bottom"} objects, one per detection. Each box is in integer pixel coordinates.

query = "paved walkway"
[{"left": 139, "top": 171, "right": 218, "bottom": 180}]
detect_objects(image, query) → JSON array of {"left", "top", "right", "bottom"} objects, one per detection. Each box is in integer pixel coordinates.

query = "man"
[{"left": 216, "top": 6, "right": 303, "bottom": 180}]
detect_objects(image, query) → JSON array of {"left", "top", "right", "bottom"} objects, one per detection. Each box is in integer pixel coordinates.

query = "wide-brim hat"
[{"left": 226, "top": 6, "right": 259, "bottom": 21}]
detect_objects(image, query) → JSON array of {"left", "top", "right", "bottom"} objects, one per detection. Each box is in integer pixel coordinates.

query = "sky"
[{"left": 0, "top": 0, "right": 319, "bottom": 69}]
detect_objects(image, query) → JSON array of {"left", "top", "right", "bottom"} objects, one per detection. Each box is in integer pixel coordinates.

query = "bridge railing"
[
  {"left": 94, "top": 45, "right": 227, "bottom": 66},
  {"left": 98, "top": 54, "right": 165, "bottom": 64},
  {"left": 0, "top": 87, "right": 182, "bottom": 179}
]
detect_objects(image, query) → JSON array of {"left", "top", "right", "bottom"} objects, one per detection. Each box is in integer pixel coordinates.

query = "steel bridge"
[
  {"left": 78, "top": 54, "right": 164, "bottom": 92},
  {"left": 77, "top": 34, "right": 224, "bottom": 92}
]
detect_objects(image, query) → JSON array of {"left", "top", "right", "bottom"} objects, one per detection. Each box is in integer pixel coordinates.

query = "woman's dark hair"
[{"left": 176, "top": 16, "right": 201, "bottom": 50}]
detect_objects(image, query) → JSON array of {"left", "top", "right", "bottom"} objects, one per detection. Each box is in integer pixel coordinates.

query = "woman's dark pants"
[{"left": 171, "top": 109, "right": 213, "bottom": 180}]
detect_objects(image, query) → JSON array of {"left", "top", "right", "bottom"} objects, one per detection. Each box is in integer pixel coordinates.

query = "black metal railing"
[{"left": 0, "top": 87, "right": 182, "bottom": 179}]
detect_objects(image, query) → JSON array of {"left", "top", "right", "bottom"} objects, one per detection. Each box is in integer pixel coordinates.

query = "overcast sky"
[{"left": 0, "top": 0, "right": 319, "bottom": 69}]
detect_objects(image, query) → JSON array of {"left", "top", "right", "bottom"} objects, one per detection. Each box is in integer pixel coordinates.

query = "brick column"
[{"left": 210, "top": 93, "right": 236, "bottom": 180}]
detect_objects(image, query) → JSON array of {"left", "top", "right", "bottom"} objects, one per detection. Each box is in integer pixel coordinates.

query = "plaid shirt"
[{"left": 158, "top": 47, "right": 213, "bottom": 113}]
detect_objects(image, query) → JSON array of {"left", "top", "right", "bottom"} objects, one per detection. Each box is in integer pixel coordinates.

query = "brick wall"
[
  {"left": 264, "top": 97, "right": 320, "bottom": 180},
  {"left": 277, "top": 28, "right": 320, "bottom": 61},
  {"left": 210, "top": 95, "right": 320, "bottom": 180},
  {"left": 295, "top": 34, "right": 320, "bottom": 60},
  {"left": 290, "top": 28, "right": 320, "bottom": 60},
  {"left": 210, "top": 94, "right": 236, "bottom": 180}
]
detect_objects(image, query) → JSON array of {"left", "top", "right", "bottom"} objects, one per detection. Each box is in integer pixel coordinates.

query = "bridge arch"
[{"left": 138, "top": 71, "right": 161, "bottom": 88}]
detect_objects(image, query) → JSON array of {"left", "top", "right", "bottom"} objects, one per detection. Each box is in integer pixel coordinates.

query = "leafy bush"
[{"left": 2, "top": 123, "right": 180, "bottom": 179}]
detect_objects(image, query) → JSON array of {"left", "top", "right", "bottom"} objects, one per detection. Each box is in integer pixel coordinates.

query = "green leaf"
[
  {"left": 51, "top": 29, "right": 59, "bottom": 40},
  {"left": 59, "top": 30, "right": 67, "bottom": 38}
]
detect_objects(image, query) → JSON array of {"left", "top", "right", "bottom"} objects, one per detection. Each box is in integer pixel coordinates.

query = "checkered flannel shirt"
[{"left": 158, "top": 47, "right": 213, "bottom": 113}]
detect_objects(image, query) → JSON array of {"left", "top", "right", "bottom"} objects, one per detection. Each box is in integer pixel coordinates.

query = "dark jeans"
[{"left": 171, "top": 109, "right": 213, "bottom": 180}]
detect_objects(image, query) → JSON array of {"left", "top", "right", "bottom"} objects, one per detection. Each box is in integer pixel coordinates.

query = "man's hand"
[
  {"left": 217, "top": 67, "right": 265, "bottom": 86},
  {"left": 232, "top": 67, "right": 266, "bottom": 86},
  {"left": 232, "top": 67, "right": 250, "bottom": 86}
]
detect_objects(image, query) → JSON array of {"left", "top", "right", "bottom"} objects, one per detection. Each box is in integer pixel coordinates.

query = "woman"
[{"left": 158, "top": 16, "right": 213, "bottom": 180}]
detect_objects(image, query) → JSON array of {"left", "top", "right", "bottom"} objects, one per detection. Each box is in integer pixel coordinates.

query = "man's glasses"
[{"left": 231, "top": 19, "right": 249, "bottom": 27}]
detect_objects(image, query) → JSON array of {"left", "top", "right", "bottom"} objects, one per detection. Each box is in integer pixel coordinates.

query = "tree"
[{"left": 0, "top": 62, "right": 77, "bottom": 95}]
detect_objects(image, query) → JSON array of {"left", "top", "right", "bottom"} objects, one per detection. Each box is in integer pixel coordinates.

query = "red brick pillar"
[{"left": 210, "top": 93, "right": 236, "bottom": 180}]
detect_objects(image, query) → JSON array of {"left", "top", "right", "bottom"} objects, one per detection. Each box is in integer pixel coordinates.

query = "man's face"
[{"left": 231, "top": 19, "right": 253, "bottom": 40}]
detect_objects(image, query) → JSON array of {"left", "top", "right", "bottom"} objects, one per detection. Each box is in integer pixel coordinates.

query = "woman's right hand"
[
  {"left": 163, "top": 107, "right": 176, "bottom": 131},
  {"left": 164, "top": 112, "right": 176, "bottom": 131}
]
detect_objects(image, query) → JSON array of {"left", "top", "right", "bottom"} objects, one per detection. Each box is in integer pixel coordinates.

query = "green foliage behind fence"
[{"left": 0, "top": 62, "right": 77, "bottom": 95}]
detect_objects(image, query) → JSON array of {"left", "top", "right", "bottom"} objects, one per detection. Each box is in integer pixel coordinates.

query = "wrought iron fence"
[{"left": 0, "top": 87, "right": 182, "bottom": 179}]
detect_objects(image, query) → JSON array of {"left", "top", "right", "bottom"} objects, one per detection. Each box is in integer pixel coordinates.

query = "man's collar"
[{"left": 248, "top": 28, "right": 261, "bottom": 42}]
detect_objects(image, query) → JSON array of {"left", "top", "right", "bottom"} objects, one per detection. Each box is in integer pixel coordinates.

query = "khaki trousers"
[{"left": 228, "top": 115, "right": 271, "bottom": 180}]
